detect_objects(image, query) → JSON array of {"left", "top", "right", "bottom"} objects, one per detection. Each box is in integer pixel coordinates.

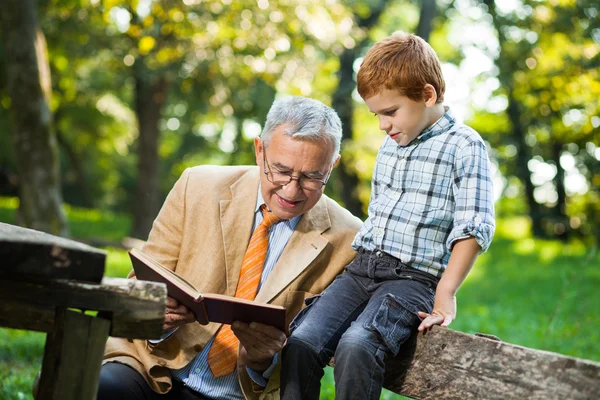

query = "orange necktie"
[{"left": 207, "top": 204, "right": 280, "bottom": 377}]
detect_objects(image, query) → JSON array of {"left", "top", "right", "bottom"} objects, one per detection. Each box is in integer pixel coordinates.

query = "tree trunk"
[
  {"left": 54, "top": 121, "right": 93, "bottom": 208},
  {"left": 551, "top": 141, "right": 568, "bottom": 240},
  {"left": 0, "top": 0, "right": 68, "bottom": 236},
  {"left": 332, "top": 0, "right": 391, "bottom": 219},
  {"left": 416, "top": 0, "right": 436, "bottom": 41},
  {"left": 333, "top": 49, "right": 365, "bottom": 218},
  {"left": 506, "top": 92, "right": 545, "bottom": 237},
  {"left": 131, "top": 66, "right": 169, "bottom": 240}
]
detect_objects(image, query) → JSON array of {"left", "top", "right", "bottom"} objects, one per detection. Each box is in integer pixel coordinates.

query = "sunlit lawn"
[{"left": 1, "top": 197, "right": 599, "bottom": 399}]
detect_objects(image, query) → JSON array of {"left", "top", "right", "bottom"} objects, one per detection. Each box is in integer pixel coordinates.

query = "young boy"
[{"left": 280, "top": 32, "right": 496, "bottom": 400}]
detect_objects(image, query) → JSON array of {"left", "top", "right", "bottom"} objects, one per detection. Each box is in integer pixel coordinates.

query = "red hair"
[{"left": 357, "top": 31, "right": 445, "bottom": 103}]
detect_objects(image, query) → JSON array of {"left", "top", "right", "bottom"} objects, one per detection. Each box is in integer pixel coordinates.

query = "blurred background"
[{"left": 0, "top": 0, "right": 599, "bottom": 399}]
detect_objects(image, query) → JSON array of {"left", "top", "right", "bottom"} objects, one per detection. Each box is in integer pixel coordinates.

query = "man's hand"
[
  {"left": 232, "top": 322, "right": 287, "bottom": 372},
  {"left": 163, "top": 296, "right": 196, "bottom": 332},
  {"left": 417, "top": 292, "right": 456, "bottom": 332}
]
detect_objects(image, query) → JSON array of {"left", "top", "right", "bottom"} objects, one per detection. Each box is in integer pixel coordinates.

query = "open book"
[{"left": 129, "top": 248, "right": 287, "bottom": 331}]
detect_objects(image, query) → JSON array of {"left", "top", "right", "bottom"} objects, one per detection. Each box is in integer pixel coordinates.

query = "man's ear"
[
  {"left": 254, "top": 137, "right": 263, "bottom": 166},
  {"left": 332, "top": 154, "right": 341, "bottom": 168},
  {"left": 423, "top": 84, "right": 438, "bottom": 107}
]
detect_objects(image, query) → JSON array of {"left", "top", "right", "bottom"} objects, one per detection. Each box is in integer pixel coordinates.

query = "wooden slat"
[
  {"left": 383, "top": 326, "right": 600, "bottom": 399},
  {"left": 0, "top": 222, "right": 106, "bottom": 283},
  {"left": 0, "top": 277, "right": 167, "bottom": 339},
  {"left": 37, "top": 308, "right": 110, "bottom": 400}
]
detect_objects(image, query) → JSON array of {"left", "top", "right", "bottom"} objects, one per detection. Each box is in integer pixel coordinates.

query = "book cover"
[{"left": 129, "top": 248, "right": 287, "bottom": 331}]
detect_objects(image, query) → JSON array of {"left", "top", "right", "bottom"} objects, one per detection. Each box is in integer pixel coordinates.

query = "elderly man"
[{"left": 98, "top": 96, "right": 361, "bottom": 400}]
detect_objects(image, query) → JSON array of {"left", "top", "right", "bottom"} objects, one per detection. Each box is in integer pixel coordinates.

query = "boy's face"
[{"left": 365, "top": 88, "right": 435, "bottom": 146}]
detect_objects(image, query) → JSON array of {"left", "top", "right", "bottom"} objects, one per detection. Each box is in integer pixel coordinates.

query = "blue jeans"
[{"left": 281, "top": 249, "right": 438, "bottom": 400}]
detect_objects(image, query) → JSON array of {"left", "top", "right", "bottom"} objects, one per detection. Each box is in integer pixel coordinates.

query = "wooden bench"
[
  {"left": 0, "top": 222, "right": 167, "bottom": 400},
  {"left": 382, "top": 326, "right": 600, "bottom": 399}
]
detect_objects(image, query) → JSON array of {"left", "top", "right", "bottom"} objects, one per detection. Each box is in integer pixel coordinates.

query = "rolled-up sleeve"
[{"left": 446, "top": 140, "right": 495, "bottom": 252}]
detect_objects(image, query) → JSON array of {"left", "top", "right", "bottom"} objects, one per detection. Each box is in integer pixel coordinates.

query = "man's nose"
[{"left": 281, "top": 178, "right": 303, "bottom": 197}]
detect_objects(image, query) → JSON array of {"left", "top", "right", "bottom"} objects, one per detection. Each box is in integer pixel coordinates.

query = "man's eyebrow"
[
  {"left": 271, "top": 161, "right": 292, "bottom": 171},
  {"left": 272, "top": 162, "right": 326, "bottom": 177}
]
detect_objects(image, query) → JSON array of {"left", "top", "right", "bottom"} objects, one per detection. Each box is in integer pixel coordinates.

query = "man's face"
[
  {"left": 365, "top": 88, "right": 432, "bottom": 146},
  {"left": 254, "top": 125, "right": 337, "bottom": 220}
]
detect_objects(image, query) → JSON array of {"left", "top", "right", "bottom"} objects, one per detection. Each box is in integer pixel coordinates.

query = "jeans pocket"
[
  {"left": 289, "top": 294, "right": 321, "bottom": 335},
  {"left": 363, "top": 294, "right": 417, "bottom": 356},
  {"left": 393, "top": 268, "right": 438, "bottom": 293}
]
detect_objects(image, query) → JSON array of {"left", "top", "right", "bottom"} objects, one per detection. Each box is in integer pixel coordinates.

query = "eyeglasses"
[{"left": 262, "top": 150, "right": 331, "bottom": 191}]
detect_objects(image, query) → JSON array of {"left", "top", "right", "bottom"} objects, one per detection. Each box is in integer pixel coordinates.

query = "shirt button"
[
  {"left": 398, "top": 159, "right": 406, "bottom": 168},
  {"left": 195, "top": 368, "right": 201, "bottom": 373},
  {"left": 389, "top": 191, "right": 400, "bottom": 201}
]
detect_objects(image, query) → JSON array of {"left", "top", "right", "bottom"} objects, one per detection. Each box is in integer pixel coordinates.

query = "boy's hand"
[
  {"left": 232, "top": 321, "right": 286, "bottom": 372},
  {"left": 417, "top": 293, "right": 456, "bottom": 332}
]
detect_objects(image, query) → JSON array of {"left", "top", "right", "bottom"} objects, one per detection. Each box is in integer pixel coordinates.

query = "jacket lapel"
[
  {"left": 219, "top": 168, "right": 259, "bottom": 296},
  {"left": 255, "top": 197, "right": 331, "bottom": 304}
]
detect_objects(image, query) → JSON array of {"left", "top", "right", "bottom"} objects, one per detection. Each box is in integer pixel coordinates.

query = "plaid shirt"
[{"left": 352, "top": 108, "right": 495, "bottom": 278}]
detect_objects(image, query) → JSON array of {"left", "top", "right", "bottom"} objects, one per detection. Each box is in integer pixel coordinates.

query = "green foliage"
[
  {"left": 0, "top": 197, "right": 131, "bottom": 241},
  {"left": 65, "top": 204, "right": 131, "bottom": 241},
  {"left": 105, "top": 247, "right": 135, "bottom": 278},
  {"left": 465, "top": 0, "right": 600, "bottom": 240},
  {"left": 1, "top": 0, "right": 597, "bottom": 242},
  {"left": 0, "top": 197, "right": 17, "bottom": 223}
]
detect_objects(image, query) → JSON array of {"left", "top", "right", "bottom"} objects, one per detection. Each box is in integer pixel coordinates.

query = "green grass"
[
  {"left": 1, "top": 197, "right": 599, "bottom": 399},
  {"left": 0, "top": 197, "right": 131, "bottom": 241}
]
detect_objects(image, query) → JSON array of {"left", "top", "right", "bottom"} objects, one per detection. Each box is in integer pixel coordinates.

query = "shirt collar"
[
  {"left": 255, "top": 185, "right": 265, "bottom": 213},
  {"left": 415, "top": 106, "right": 455, "bottom": 143}
]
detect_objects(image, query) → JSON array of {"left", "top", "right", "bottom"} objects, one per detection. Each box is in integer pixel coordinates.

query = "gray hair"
[{"left": 260, "top": 96, "right": 342, "bottom": 162}]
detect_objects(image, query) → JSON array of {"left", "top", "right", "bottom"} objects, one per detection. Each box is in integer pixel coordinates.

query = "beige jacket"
[{"left": 103, "top": 165, "right": 361, "bottom": 399}]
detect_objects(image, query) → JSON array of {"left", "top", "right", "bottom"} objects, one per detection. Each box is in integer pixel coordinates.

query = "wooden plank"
[
  {"left": 0, "top": 277, "right": 167, "bottom": 339},
  {"left": 0, "top": 222, "right": 106, "bottom": 282},
  {"left": 0, "top": 301, "right": 54, "bottom": 332},
  {"left": 37, "top": 308, "right": 110, "bottom": 400},
  {"left": 383, "top": 326, "right": 600, "bottom": 400}
]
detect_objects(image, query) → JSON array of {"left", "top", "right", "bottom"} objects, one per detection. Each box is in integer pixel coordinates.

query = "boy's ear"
[{"left": 423, "top": 84, "right": 438, "bottom": 107}]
